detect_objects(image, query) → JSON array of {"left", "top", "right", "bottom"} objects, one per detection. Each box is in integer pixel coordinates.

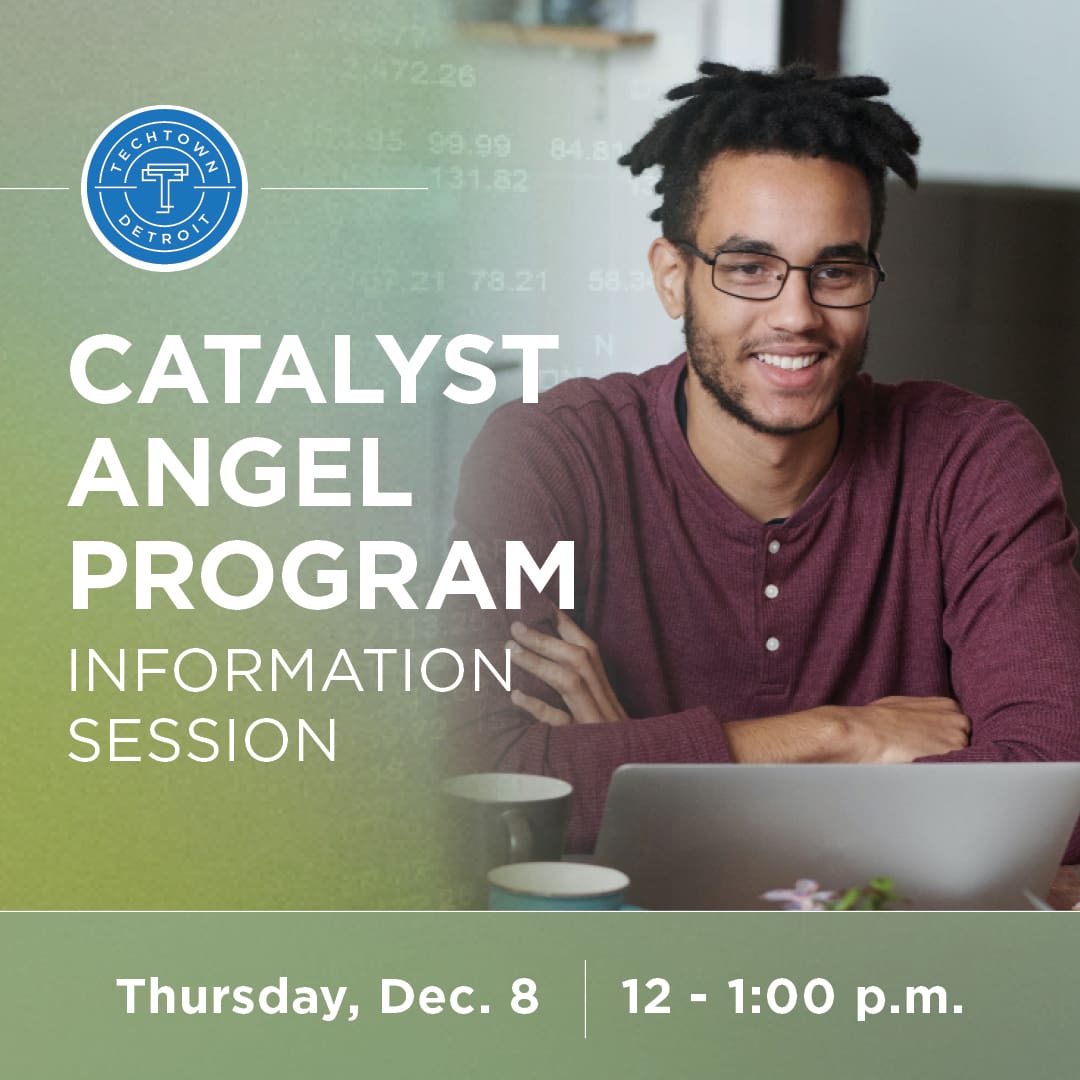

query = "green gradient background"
[
  {"left": 0, "top": 0, "right": 484, "bottom": 908},
  {"left": 1, "top": 0, "right": 680, "bottom": 910}
]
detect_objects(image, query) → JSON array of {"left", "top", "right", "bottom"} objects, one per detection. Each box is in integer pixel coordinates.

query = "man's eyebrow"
[
  {"left": 816, "top": 241, "right": 870, "bottom": 261},
  {"left": 712, "top": 235, "right": 870, "bottom": 261},
  {"left": 714, "top": 234, "right": 779, "bottom": 255}
]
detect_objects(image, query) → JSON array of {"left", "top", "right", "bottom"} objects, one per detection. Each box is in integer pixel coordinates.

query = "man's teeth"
[{"left": 754, "top": 352, "right": 822, "bottom": 371}]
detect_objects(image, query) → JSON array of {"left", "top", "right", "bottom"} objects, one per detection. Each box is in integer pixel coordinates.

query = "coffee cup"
[
  {"left": 488, "top": 861, "right": 644, "bottom": 910},
  {"left": 442, "top": 773, "right": 572, "bottom": 906}
]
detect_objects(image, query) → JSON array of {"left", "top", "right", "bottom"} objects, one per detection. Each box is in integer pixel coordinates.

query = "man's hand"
[
  {"left": 837, "top": 696, "right": 972, "bottom": 762},
  {"left": 507, "top": 610, "right": 628, "bottom": 726},
  {"left": 725, "top": 696, "right": 972, "bottom": 764}
]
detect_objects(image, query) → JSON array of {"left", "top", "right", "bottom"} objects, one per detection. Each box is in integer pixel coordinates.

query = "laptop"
[{"left": 591, "top": 763, "right": 1080, "bottom": 910}]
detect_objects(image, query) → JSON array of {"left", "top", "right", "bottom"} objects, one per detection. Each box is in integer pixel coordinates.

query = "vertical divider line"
[{"left": 583, "top": 959, "right": 588, "bottom": 1039}]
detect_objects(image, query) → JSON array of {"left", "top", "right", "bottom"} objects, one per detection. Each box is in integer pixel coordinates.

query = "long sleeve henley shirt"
[{"left": 450, "top": 356, "right": 1080, "bottom": 861}]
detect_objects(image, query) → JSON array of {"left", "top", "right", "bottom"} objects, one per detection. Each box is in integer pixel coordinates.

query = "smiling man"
[{"left": 449, "top": 63, "right": 1080, "bottom": 859}]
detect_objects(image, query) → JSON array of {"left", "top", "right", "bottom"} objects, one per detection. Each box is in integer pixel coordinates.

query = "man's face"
[{"left": 680, "top": 152, "right": 873, "bottom": 436}]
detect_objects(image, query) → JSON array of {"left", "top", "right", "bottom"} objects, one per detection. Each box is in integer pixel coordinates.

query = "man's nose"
[{"left": 766, "top": 268, "right": 825, "bottom": 334}]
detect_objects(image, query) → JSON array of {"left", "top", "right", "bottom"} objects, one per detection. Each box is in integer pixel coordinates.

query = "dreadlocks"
[{"left": 618, "top": 62, "right": 920, "bottom": 254}]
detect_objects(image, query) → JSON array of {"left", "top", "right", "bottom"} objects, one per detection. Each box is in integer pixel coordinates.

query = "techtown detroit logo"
[{"left": 81, "top": 106, "right": 247, "bottom": 271}]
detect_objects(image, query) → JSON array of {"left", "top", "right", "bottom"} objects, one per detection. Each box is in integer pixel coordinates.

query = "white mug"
[{"left": 442, "top": 773, "right": 572, "bottom": 907}]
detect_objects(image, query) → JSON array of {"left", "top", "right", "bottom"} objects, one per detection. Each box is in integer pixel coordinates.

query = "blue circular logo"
[{"left": 81, "top": 105, "right": 247, "bottom": 271}]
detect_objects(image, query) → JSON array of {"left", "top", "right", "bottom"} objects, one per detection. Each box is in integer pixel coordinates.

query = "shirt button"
[
  {"left": 768, "top": 540, "right": 781, "bottom": 554},
  {"left": 764, "top": 584, "right": 779, "bottom": 599},
  {"left": 765, "top": 636, "right": 780, "bottom": 652}
]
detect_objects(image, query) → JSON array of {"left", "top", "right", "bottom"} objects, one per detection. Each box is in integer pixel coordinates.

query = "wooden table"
[{"left": 1048, "top": 865, "right": 1080, "bottom": 910}]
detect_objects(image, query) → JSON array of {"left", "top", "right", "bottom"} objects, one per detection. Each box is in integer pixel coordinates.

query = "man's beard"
[{"left": 683, "top": 291, "right": 867, "bottom": 436}]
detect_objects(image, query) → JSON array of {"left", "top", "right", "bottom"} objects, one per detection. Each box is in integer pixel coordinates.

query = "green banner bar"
[{"left": 2, "top": 914, "right": 1078, "bottom": 1078}]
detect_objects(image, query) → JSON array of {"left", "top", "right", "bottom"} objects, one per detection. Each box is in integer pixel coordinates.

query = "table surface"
[{"left": 1048, "top": 866, "right": 1080, "bottom": 909}]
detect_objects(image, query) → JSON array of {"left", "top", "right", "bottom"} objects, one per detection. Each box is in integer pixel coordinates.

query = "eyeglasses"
[{"left": 678, "top": 242, "right": 885, "bottom": 308}]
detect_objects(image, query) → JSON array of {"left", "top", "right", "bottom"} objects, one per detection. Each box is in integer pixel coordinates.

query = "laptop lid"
[{"left": 592, "top": 763, "right": 1080, "bottom": 910}]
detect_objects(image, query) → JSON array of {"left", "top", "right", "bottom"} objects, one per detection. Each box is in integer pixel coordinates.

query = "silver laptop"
[{"left": 592, "top": 763, "right": 1080, "bottom": 910}]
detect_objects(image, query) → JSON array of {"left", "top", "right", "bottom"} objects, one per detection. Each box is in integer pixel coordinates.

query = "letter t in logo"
[{"left": 141, "top": 162, "right": 190, "bottom": 213}]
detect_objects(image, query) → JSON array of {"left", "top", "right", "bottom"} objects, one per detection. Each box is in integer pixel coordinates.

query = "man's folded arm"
[
  {"left": 445, "top": 401, "right": 853, "bottom": 848},
  {"left": 929, "top": 403, "right": 1080, "bottom": 862},
  {"left": 446, "top": 402, "right": 976, "bottom": 849},
  {"left": 450, "top": 698, "right": 853, "bottom": 852}
]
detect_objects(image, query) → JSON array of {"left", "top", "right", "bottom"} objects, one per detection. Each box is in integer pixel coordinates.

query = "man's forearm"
[
  {"left": 453, "top": 703, "right": 846, "bottom": 850},
  {"left": 723, "top": 708, "right": 849, "bottom": 763},
  {"left": 451, "top": 693, "right": 970, "bottom": 850}
]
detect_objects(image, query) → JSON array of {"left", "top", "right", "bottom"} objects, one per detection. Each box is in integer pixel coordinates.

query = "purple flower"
[{"left": 761, "top": 878, "right": 838, "bottom": 911}]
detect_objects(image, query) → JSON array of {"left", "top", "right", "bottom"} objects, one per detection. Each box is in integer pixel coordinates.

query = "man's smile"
[
  {"left": 748, "top": 346, "right": 830, "bottom": 392},
  {"left": 752, "top": 351, "right": 824, "bottom": 371}
]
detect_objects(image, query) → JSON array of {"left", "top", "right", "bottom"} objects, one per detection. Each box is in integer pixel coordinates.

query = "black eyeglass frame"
[{"left": 677, "top": 241, "right": 886, "bottom": 309}]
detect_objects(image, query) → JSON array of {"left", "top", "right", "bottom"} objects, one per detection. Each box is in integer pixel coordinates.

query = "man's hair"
[{"left": 618, "top": 62, "right": 920, "bottom": 254}]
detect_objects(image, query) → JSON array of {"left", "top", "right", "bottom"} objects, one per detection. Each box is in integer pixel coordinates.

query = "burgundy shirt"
[{"left": 451, "top": 356, "right": 1080, "bottom": 860}]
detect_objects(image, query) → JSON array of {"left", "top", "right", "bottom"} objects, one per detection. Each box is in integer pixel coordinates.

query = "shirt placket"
[{"left": 757, "top": 527, "right": 797, "bottom": 702}]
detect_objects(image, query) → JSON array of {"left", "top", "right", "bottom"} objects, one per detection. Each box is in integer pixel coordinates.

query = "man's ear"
[{"left": 648, "top": 237, "right": 688, "bottom": 319}]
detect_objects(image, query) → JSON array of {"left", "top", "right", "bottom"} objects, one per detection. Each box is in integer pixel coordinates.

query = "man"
[{"left": 449, "top": 63, "right": 1080, "bottom": 860}]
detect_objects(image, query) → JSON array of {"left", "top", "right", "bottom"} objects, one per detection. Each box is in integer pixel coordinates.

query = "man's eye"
[
  {"left": 815, "top": 265, "right": 859, "bottom": 282},
  {"left": 718, "top": 260, "right": 772, "bottom": 277}
]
